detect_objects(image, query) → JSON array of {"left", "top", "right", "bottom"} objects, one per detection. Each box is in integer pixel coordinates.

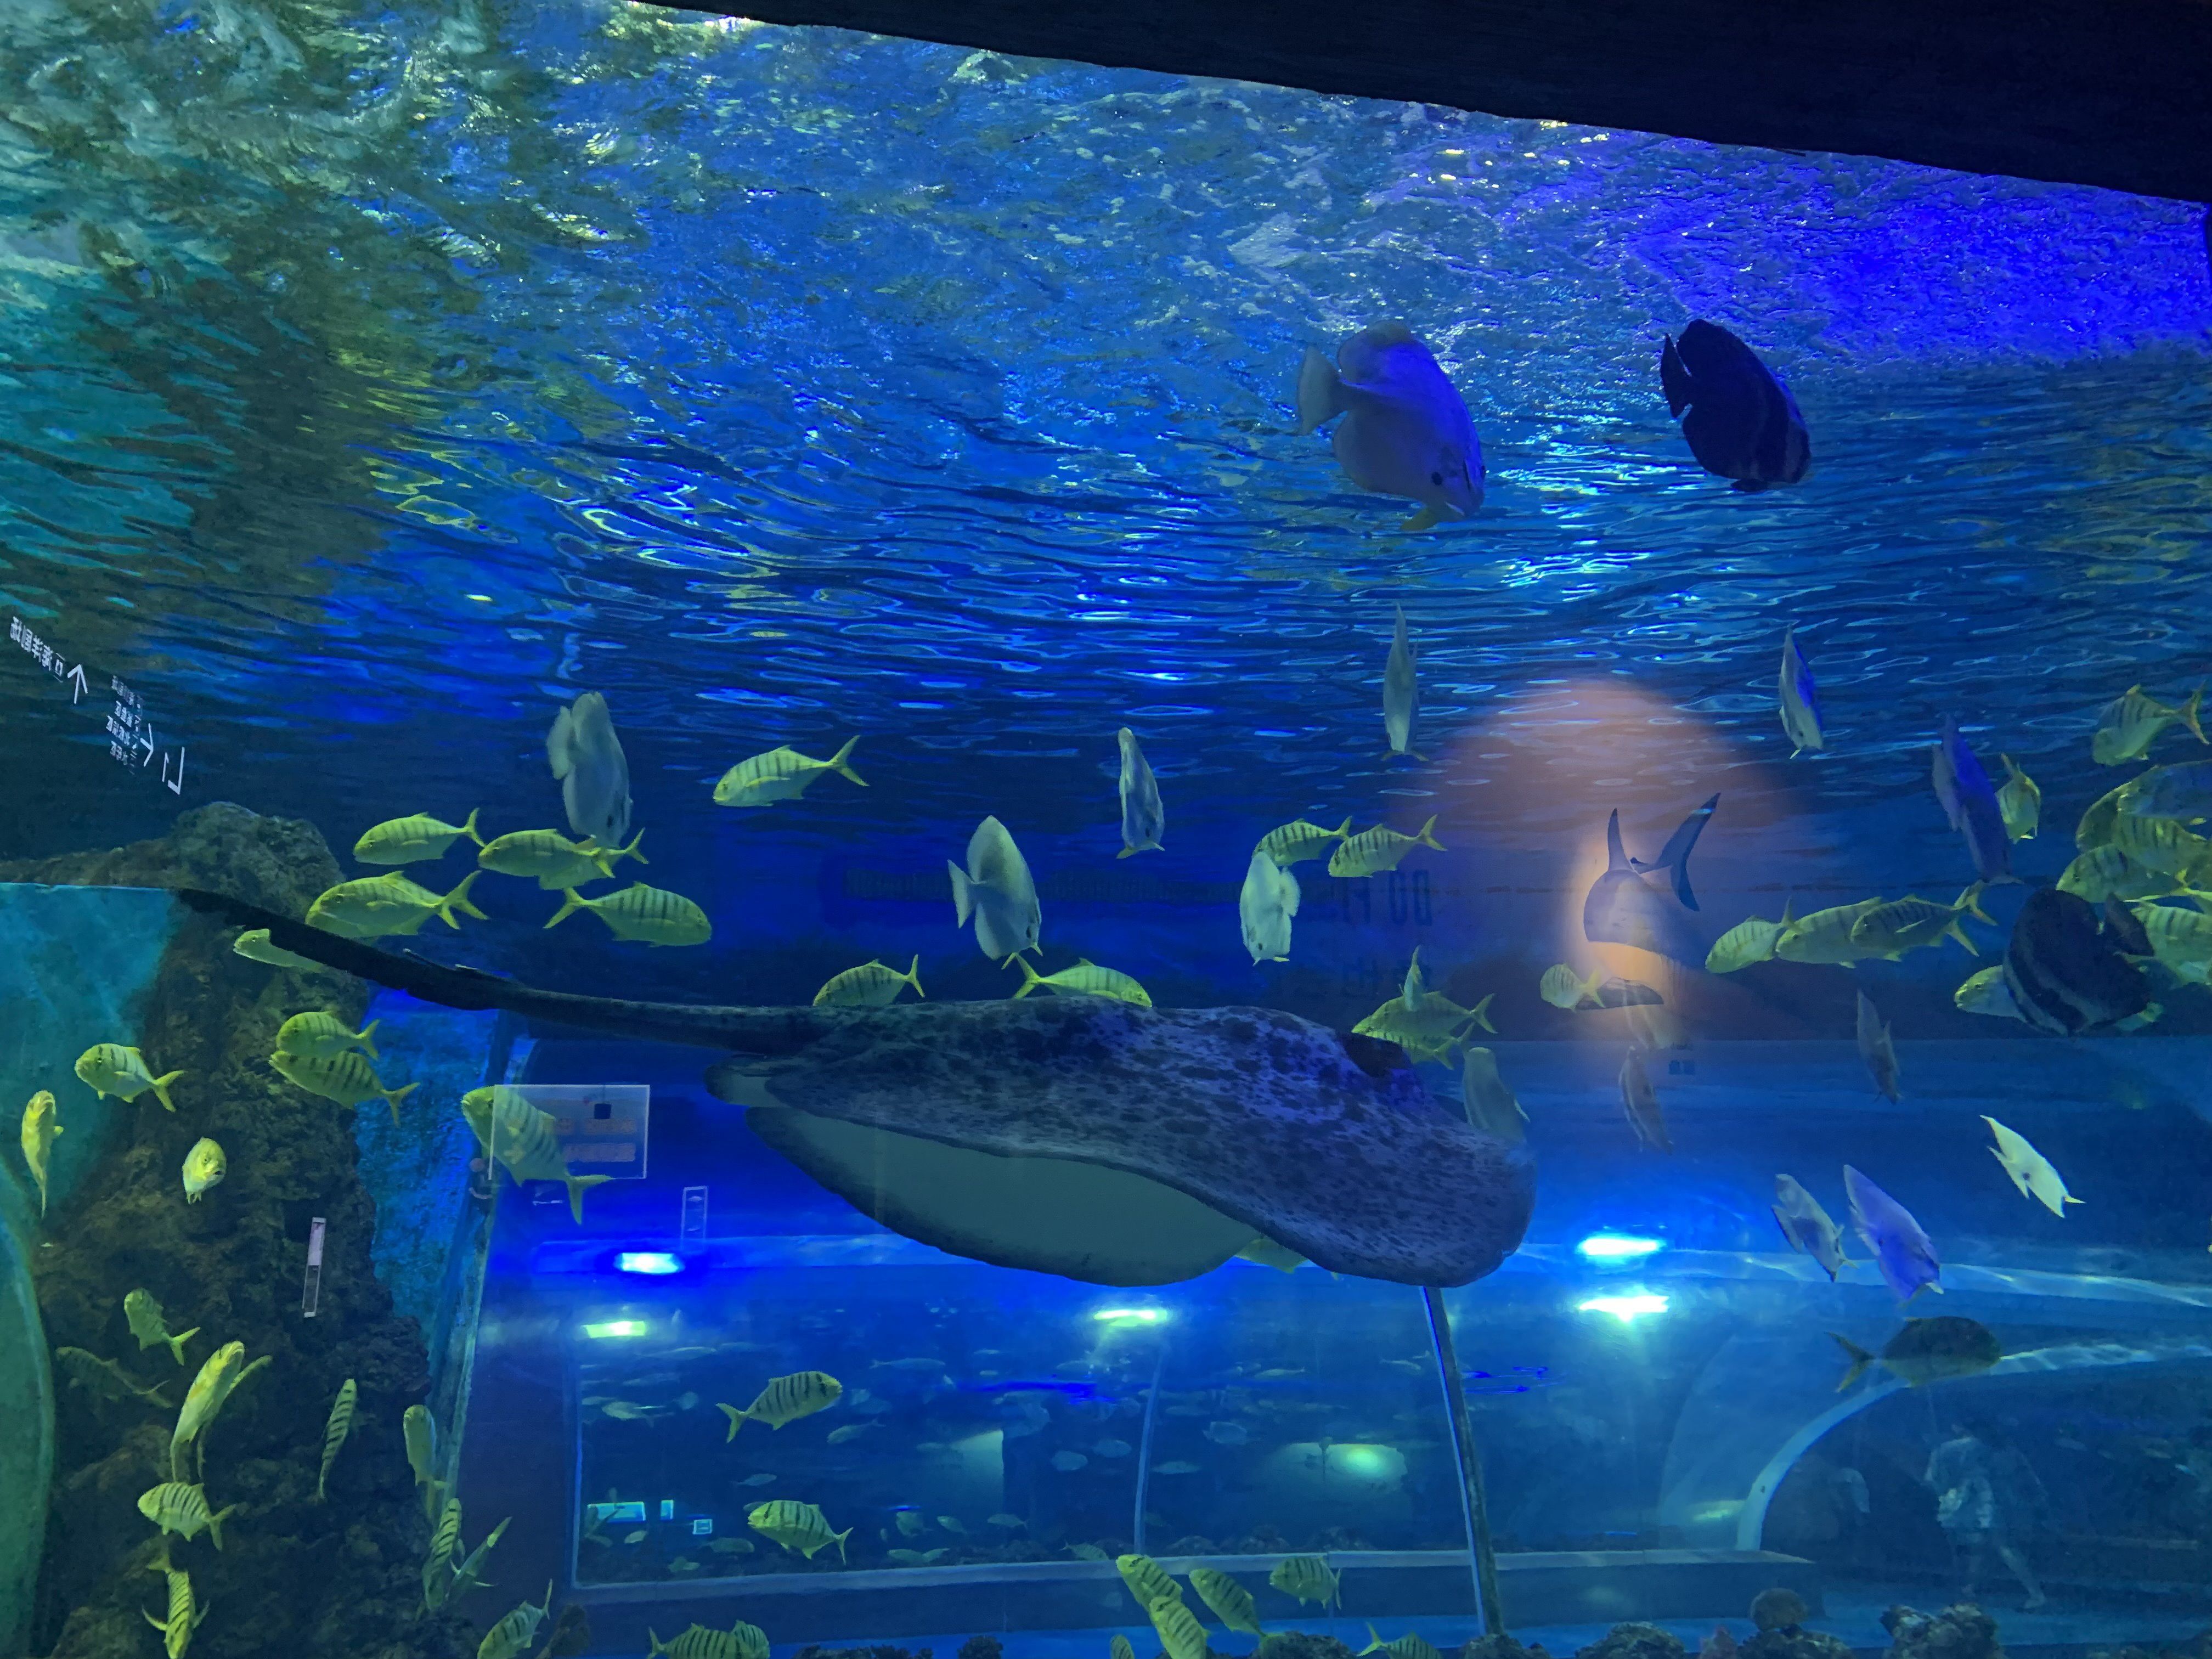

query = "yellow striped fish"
[
  {"left": 275, "top": 1012, "right": 380, "bottom": 1060},
  {"left": 1256, "top": 816, "right": 1352, "bottom": 866},
  {"left": 353, "top": 809, "right": 483, "bottom": 865},
  {"left": 476, "top": 1582, "right": 553, "bottom": 1659},
  {"left": 142, "top": 1556, "right": 206, "bottom": 1659},
  {"left": 1996, "top": 755, "right": 2040, "bottom": 840},
  {"left": 1112, "top": 1637, "right": 1137, "bottom": 1659},
  {"left": 453, "top": 1516, "right": 511, "bottom": 1597},
  {"left": 546, "top": 882, "right": 711, "bottom": 946},
  {"left": 423, "top": 1497, "right": 463, "bottom": 1610},
  {"left": 1011, "top": 958, "right": 1152, "bottom": 1007},
  {"left": 1116, "top": 1553, "right": 1182, "bottom": 1610},
  {"left": 1188, "top": 1566, "right": 1263, "bottom": 1635},
  {"left": 465, "top": 1088, "right": 611, "bottom": 1223},
  {"left": 404, "top": 1403, "right": 438, "bottom": 1520},
  {"left": 713, "top": 738, "right": 866, "bottom": 806},
  {"left": 171, "top": 1342, "right": 268, "bottom": 1482},
  {"left": 268, "top": 1048, "right": 417, "bottom": 1127},
  {"left": 306, "top": 871, "right": 486, "bottom": 939},
  {"left": 649, "top": 1623, "right": 771, "bottom": 1659},
  {"left": 74, "top": 1043, "right": 184, "bottom": 1111},
  {"left": 2111, "top": 811, "right": 2212, "bottom": 879},
  {"left": 719, "top": 1371, "right": 843, "bottom": 1436},
  {"left": 1268, "top": 1554, "right": 1340, "bottom": 1609},
  {"left": 232, "top": 928, "right": 321, "bottom": 970},
  {"left": 316, "top": 1378, "right": 356, "bottom": 1501},
  {"left": 1328, "top": 815, "right": 1444, "bottom": 878},
  {"left": 478, "top": 827, "right": 648, "bottom": 889},
  {"left": 1148, "top": 1595, "right": 1209, "bottom": 1659},
  {"left": 814, "top": 957, "right": 925, "bottom": 1007},
  {"left": 20, "top": 1089, "right": 59, "bottom": 1217},
  {"left": 747, "top": 1499, "right": 851, "bottom": 1561},
  {"left": 1362, "top": 1629, "right": 1443, "bottom": 1659},
  {"left": 137, "top": 1481, "right": 235, "bottom": 1549},
  {"left": 123, "top": 1289, "right": 197, "bottom": 1367},
  {"left": 180, "top": 1138, "right": 225, "bottom": 1204}
]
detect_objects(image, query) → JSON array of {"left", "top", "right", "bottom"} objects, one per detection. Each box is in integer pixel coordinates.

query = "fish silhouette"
[
  {"left": 1660, "top": 321, "right": 1810, "bottom": 491},
  {"left": 1582, "top": 797, "right": 1718, "bottom": 963}
]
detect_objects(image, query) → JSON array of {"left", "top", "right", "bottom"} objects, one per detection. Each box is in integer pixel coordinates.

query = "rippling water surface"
[{"left": 2, "top": 0, "right": 2209, "bottom": 956}]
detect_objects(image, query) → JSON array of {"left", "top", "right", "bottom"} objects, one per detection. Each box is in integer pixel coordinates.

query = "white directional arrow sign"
[{"left": 66, "top": 663, "right": 86, "bottom": 703}]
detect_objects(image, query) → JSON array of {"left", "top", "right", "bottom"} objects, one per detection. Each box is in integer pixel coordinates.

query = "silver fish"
[
  {"left": 1855, "top": 991, "right": 1900, "bottom": 1103},
  {"left": 1296, "top": 321, "right": 1483, "bottom": 532},
  {"left": 1115, "top": 729, "right": 1165, "bottom": 858},
  {"left": 1239, "top": 848, "right": 1299, "bottom": 964},
  {"left": 949, "top": 815, "right": 1041, "bottom": 963},
  {"left": 1771, "top": 1174, "right": 1849, "bottom": 1279},
  {"left": 1777, "top": 628, "right": 1824, "bottom": 757},
  {"left": 1383, "top": 605, "right": 1420, "bottom": 757},
  {"left": 547, "top": 692, "right": 632, "bottom": 847}
]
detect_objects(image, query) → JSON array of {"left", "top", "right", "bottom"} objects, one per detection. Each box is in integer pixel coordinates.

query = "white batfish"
[
  {"left": 1116, "top": 728, "right": 1164, "bottom": 857},
  {"left": 547, "top": 692, "right": 632, "bottom": 848},
  {"left": 949, "top": 815, "right": 1041, "bottom": 963},
  {"left": 1297, "top": 321, "right": 1483, "bottom": 532},
  {"left": 1239, "top": 848, "right": 1299, "bottom": 964}
]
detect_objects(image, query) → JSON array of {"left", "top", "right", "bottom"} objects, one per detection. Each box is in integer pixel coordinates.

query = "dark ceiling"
[{"left": 632, "top": 0, "right": 2212, "bottom": 204}]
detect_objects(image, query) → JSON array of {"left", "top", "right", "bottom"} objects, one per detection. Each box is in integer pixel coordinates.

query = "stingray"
[
  {"left": 1582, "top": 796, "right": 1718, "bottom": 963},
  {"left": 175, "top": 889, "right": 1532, "bottom": 1288}
]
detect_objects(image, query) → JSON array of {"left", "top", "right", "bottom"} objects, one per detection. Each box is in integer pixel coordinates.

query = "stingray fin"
[{"left": 1604, "top": 810, "right": 1628, "bottom": 873}]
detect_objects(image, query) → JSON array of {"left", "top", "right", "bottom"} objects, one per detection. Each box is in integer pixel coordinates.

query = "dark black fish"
[
  {"left": 1659, "top": 321, "right": 1811, "bottom": 491},
  {"left": 2101, "top": 895, "right": 2154, "bottom": 957},
  {"left": 2002, "top": 888, "right": 2149, "bottom": 1034},
  {"left": 1583, "top": 798, "right": 1718, "bottom": 963}
]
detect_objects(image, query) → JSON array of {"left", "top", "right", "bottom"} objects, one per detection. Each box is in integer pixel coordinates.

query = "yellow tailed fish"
[
  {"left": 180, "top": 1138, "right": 225, "bottom": 1203},
  {"left": 268, "top": 1048, "right": 417, "bottom": 1126},
  {"left": 55, "top": 1345, "right": 172, "bottom": 1407},
  {"left": 1116, "top": 1553, "right": 1183, "bottom": 1609},
  {"left": 171, "top": 1341, "right": 270, "bottom": 1481},
  {"left": 1149, "top": 1595, "right": 1210, "bottom": 1659},
  {"left": 1256, "top": 816, "right": 1352, "bottom": 866},
  {"left": 476, "top": 1582, "right": 554, "bottom": 1659},
  {"left": 1954, "top": 964, "right": 2022, "bottom": 1021},
  {"left": 74, "top": 1043, "right": 183, "bottom": 1111},
  {"left": 477, "top": 826, "right": 647, "bottom": 889},
  {"left": 2092, "top": 684, "right": 2205, "bottom": 765},
  {"left": 1983, "top": 1116, "right": 2081, "bottom": 1217},
  {"left": 1772, "top": 898, "right": 1887, "bottom": 964},
  {"left": 545, "top": 882, "right": 711, "bottom": 946},
  {"left": 2056, "top": 844, "right": 2178, "bottom": 904},
  {"left": 453, "top": 1517, "right": 511, "bottom": 1596},
  {"left": 405, "top": 1403, "right": 439, "bottom": 1519},
  {"left": 1362, "top": 1628, "right": 1443, "bottom": 1659},
  {"left": 712, "top": 738, "right": 866, "bottom": 806},
  {"left": 1188, "top": 1566, "right": 1265, "bottom": 1635},
  {"left": 124, "top": 1289, "right": 198, "bottom": 1366},
  {"left": 1996, "top": 755, "right": 2040, "bottom": 840},
  {"left": 353, "top": 809, "right": 483, "bottom": 865},
  {"left": 747, "top": 1499, "right": 851, "bottom": 1560},
  {"left": 1846, "top": 888, "right": 1987, "bottom": 958},
  {"left": 138, "top": 1481, "right": 234, "bottom": 1548},
  {"left": 1268, "top": 1553, "right": 1340, "bottom": 1608},
  {"left": 1113, "top": 1639, "right": 1138, "bottom": 1659},
  {"left": 143, "top": 1555, "right": 207, "bottom": 1659},
  {"left": 316, "top": 1378, "right": 357, "bottom": 1500},
  {"left": 20, "top": 1089, "right": 60, "bottom": 1216},
  {"left": 2110, "top": 811, "right": 2212, "bottom": 880},
  {"left": 1705, "top": 904, "right": 1792, "bottom": 973},
  {"left": 1328, "top": 816, "right": 1443, "bottom": 878},
  {"left": 1011, "top": 958, "right": 1152, "bottom": 1007},
  {"left": 719, "top": 1370, "right": 843, "bottom": 1436},
  {"left": 274, "top": 1011, "right": 379, "bottom": 1060},
  {"left": 2130, "top": 901, "right": 2212, "bottom": 980},
  {"left": 813, "top": 957, "right": 924, "bottom": 1007},
  {"left": 306, "top": 871, "right": 486, "bottom": 939},
  {"left": 232, "top": 928, "right": 321, "bottom": 970},
  {"left": 424, "top": 1497, "right": 463, "bottom": 1609},
  {"left": 461, "top": 1086, "right": 610, "bottom": 1222}
]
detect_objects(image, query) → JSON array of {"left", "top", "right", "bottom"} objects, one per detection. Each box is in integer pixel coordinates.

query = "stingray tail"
[
  {"left": 1604, "top": 810, "right": 1628, "bottom": 873},
  {"left": 1634, "top": 795, "right": 1719, "bottom": 911}
]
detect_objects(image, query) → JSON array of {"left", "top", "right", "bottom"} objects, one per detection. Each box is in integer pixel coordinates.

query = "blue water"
[{"left": 9, "top": 5, "right": 2212, "bottom": 1657}]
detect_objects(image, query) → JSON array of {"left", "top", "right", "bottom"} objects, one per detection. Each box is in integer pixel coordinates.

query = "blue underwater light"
[
  {"left": 614, "top": 1251, "right": 685, "bottom": 1276},
  {"left": 1576, "top": 1233, "right": 1665, "bottom": 1262}
]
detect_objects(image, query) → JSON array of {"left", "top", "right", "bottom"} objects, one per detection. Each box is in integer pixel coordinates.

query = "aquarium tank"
[{"left": 3, "top": 3, "right": 2211, "bottom": 1659}]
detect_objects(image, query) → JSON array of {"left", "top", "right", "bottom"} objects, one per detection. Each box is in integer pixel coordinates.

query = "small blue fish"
[
  {"left": 1933, "top": 718, "right": 2012, "bottom": 885},
  {"left": 1297, "top": 322, "right": 1483, "bottom": 532},
  {"left": 1778, "top": 629, "right": 1824, "bottom": 757},
  {"left": 1658, "top": 320, "right": 1811, "bottom": 491},
  {"left": 1844, "top": 1165, "right": 1940, "bottom": 1302}
]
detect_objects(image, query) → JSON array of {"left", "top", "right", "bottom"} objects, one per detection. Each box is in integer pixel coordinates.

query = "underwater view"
[{"left": 5, "top": 3, "right": 2212, "bottom": 1659}]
